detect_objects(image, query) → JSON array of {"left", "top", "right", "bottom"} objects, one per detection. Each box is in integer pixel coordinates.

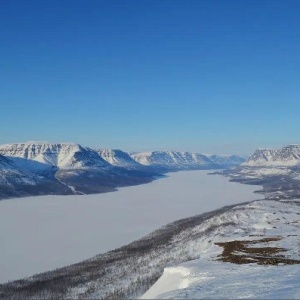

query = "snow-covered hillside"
[
  {"left": 141, "top": 199, "right": 300, "bottom": 299},
  {"left": 0, "top": 154, "right": 35, "bottom": 186},
  {"left": 130, "top": 151, "right": 245, "bottom": 170},
  {"left": 0, "top": 153, "right": 72, "bottom": 199},
  {"left": 97, "top": 149, "right": 144, "bottom": 169}
]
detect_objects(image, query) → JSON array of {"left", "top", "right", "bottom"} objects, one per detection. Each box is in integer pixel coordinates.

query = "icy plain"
[{"left": 0, "top": 170, "right": 260, "bottom": 283}]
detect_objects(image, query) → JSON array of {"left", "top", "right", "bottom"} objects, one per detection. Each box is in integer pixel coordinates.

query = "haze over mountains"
[{"left": 0, "top": 142, "right": 245, "bottom": 200}]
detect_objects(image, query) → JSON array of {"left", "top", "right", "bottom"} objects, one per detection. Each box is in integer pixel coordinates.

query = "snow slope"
[
  {"left": 142, "top": 199, "right": 300, "bottom": 299},
  {"left": 0, "top": 154, "right": 36, "bottom": 186},
  {"left": 142, "top": 259, "right": 300, "bottom": 299}
]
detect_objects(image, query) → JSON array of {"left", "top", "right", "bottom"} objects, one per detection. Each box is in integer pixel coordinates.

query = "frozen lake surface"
[{"left": 0, "top": 170, "right": 260, "bottom": 283}]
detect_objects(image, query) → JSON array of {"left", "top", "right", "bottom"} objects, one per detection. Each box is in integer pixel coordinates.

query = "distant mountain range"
[
  {"left": 130, "top": 151, "right": 245, "bottom": 170},
  {"left": 0, "top": 141, "right": 245, "bottom": 200}
]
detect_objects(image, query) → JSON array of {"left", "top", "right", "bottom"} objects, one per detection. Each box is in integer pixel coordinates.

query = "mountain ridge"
[
  {"left": 130, "top": 151, "right": 245, "bottom": 170},
  {"left": 0, "top": 141, "right": 246, "bottom": 200}
]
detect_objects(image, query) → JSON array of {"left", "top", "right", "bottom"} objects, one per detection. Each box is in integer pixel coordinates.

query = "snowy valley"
[
  {"left": 1, "top": 143, "right": 300, "bottom": 299},
  {"left": 0, "top": 142, "right": 245, "bottom": 200}
]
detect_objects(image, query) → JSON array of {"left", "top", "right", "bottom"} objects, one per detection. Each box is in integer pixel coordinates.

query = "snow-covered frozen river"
[{"left": 0, "top": 170, "right": 260, "bottom": 283}]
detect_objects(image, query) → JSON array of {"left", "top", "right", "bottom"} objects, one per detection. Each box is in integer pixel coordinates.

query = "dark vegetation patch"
[{"left": 215, "top": 237, "right": 300, "bottom": 265}]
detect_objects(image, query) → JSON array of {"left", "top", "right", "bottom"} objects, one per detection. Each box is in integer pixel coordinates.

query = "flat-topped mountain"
[
  {"left": 221, "top": 144, "right": 300, "bottom": 200},
  {"left": 243, "top": 144, "right": 300, "bottom": 167},
  {"left": 0, "top": 142, "right": 110, "bottom": 171},
  {"left": 130, "top": 151, "right": 214, "bottom": 169}
]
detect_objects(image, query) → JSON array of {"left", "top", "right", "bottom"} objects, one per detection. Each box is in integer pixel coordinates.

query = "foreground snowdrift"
[
  {"left": 142, "top": 259, "right": 300, "bottom": 299},
  {"left": 142, "top": 199, "right": 300, "bottom": 299}
]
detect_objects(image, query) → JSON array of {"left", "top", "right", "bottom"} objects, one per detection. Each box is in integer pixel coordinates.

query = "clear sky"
[{"left": 1, "top": 0, "right": 299, "bottom": 154}]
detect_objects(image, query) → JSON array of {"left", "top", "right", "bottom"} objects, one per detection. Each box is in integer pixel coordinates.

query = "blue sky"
[{"left": 1, "top": 0, "right": 300, "bottom": 154}]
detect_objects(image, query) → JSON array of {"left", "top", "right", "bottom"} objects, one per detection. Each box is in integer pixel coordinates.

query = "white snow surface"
[
  {"left": 142, "top": 199, "right": 300, "bottom": 299},
  {"left": 232, "top": 166, "right": 292, "bottom": 179},
  {"left": 142, "top": 260, "right": 300, "bottom": 299},
  {"left": 0, "top": 170, "right": 259, "bottom": 283}
]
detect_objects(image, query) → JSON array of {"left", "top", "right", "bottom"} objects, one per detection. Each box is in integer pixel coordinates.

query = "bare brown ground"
[{"left": 215, "top": 237, "right": 300, "bottom": 265}]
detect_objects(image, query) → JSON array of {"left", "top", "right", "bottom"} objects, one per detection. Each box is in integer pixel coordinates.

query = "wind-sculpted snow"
[
  {"left": 1, "top": 199, "right": 299, "bottom": 299},
  {"left": 142, "top": 200, "right": 300, "bottom": 299}
]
